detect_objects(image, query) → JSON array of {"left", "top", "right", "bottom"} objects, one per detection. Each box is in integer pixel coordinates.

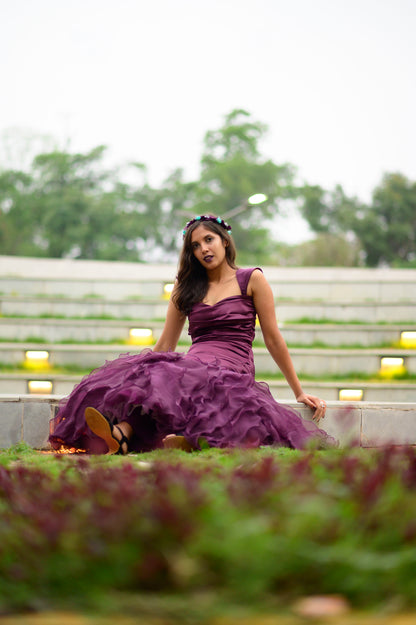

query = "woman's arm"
[
  {"left": 249, "top": 269, "right": 326, "bottom": 421},
  {"left": 153, "top": 291, "right": 186, "bottom": 352}
]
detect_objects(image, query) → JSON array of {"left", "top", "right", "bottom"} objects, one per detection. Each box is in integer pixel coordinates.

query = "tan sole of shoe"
[
  {"left": 85, "top": 407, "right": 120, "bottom": 455},
  {"left": 162, "top": 434, "right": 194, "bottom": 453}
]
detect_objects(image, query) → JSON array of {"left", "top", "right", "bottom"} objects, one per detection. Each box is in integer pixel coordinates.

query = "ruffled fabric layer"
[{"left": 49, "top": 349, "right": 337, "bottom": 453}]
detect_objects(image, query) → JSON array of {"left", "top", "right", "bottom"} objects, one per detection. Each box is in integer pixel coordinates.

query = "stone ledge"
[
  {"left": 1, "top": 395, "right": 415, "bottom": 450},
  {"left": 0, "top": 394, "right": 61, "bottom": 450}
]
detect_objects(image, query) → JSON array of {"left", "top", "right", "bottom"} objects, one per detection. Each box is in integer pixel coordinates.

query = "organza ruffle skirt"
[{"left": 49, "top": 349, "right": 336, "bottom": 453}]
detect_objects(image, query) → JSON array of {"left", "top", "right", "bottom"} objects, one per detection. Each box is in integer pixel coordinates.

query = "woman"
[{"left": 49, "top": 215, "right": 336, "bottom": 454}]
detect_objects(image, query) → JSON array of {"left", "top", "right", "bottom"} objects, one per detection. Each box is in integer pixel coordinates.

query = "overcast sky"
[{"left": 1, "top": 0, "right": 415, "bottom": 242}]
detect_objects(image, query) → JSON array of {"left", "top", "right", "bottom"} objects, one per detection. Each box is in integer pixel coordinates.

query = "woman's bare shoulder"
[{"left": 247, "top": 268, "right": 268, "bottom": 295}]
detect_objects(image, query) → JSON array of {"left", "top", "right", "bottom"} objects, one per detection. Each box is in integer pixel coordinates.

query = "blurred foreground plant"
[{"left": 1, "top": 446, "right": 416, "bottom": 612}]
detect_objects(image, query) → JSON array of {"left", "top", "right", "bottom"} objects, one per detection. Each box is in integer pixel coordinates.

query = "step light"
[
  {"left": 24, "top": 350, "right": 50, "bottom": 370},
  {"left": 28, "top": 380, "right": 53, "bottom": 394},
  {"left": 339, "top": 389, "right": 364, "bottom": 401},
  {"left": 129, "top": 328, "right": 154, "bottom": 346},
  {"left": 163, "top": 283, "right": 174, "bottom": 299},
  {"left": 379, "top": 356, "right": 406, "bottom": 378},
  {"left": 400, "top": 331, "right": 416, "bottom": 349}
]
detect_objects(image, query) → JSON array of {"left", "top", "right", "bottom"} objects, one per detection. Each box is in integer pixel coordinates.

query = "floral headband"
[{"left": 182, "top": 215, "right": 232, "bottom": 238}]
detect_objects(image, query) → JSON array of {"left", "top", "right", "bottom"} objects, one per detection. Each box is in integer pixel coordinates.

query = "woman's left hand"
[{"left": 296, "top": 393, "right": 327, "bottom": 422}]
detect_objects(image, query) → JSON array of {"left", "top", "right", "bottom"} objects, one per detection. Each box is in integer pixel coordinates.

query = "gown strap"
[{"left": 236, "top": 267, "right": 263, "bottom": 296}]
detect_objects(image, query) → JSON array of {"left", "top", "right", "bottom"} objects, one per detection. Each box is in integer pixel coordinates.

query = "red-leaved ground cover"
[{"left": 1, "top": 445, "right": 416, "bottom": 614}]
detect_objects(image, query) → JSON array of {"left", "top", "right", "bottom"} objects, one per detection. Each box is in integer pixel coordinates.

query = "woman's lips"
[{"left": 203, "top": 255, "right": 214, "bottom": 263}]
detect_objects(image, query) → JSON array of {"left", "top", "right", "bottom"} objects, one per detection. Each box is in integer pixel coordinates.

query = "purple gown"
[{"left": 49, "top": 268, "right": 336, "bottom": 453}]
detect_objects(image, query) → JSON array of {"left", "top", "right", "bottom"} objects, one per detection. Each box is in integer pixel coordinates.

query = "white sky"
[{"left": 1, "top": 0, "right": 415, "bottom": 243}]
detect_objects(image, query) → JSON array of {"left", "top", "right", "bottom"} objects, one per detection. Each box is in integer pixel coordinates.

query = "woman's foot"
[
  {"left": 162, "top": 434, "right": 194, "bottom": 453},
  {"left": 85, "top": 407, "right": 129, "bottom": 455}
]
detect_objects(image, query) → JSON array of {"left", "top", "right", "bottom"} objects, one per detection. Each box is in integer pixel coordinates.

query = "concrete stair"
[
  {"left": 1, "top": 317, "right": 414, "bottom": 346},
  {"left": 1, "top": 294, "right": 415, "bottom": 323},
  {"left": 1, "top": 255, "right": 415, "bottom": 303},
  {"left": 1, "top": 372, "right": 416, "bottom": 402},
  {"left": 1, "top": 255, "right": 415, "bottom": 451},
  {"left": 1, "top": 341, "right": 416, "bottom": 376}
]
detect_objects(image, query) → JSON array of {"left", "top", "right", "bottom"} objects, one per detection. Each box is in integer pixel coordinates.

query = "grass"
[
  {"left": 1, "top": 362, "right": 416, "bottom": 383},
  {"left": 0, "top": 334, "right": 413, "bottom": 351},
  {"left": 0, "top": 336, "right": 407, "bottom": 349},
  {"left": 0, "top": 362, "right": 92, "bottom": 375},
  {"left": 2, "top": 313, "right": 416, "bottom": 325},
  {"left": 287, "top": 317, "right": 416, "bottom": 326},
  {"left": 2, "top": 443, "right": 416, "bottom": 619},
  {"left": 262, "top": 371, "right": 416, "bottom": 382},
  {"left": 254, "top": 339, "right": 403, "bottom": 349}
]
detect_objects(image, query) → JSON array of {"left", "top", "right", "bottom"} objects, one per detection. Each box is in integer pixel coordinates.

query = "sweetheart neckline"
[{"left": 196, "top": 294, "right": 247, "bottom": 308}]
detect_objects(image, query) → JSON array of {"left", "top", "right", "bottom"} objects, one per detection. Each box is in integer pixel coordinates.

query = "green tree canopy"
[
  {"left": 0, "top": 169, "right": 35, "bottom": 255},
  {"left": 1, "top": 146, "right": 153, "bottom": 260},
  {"left": 189, "top": 109, "right": 297, "bottom": 263},
  {"left": 357, "top": 173, "right": 416, "bottom": 266},
  {"left": 2, "top": 113, "right": 416, "bottom": 267},
  {"left": 299, "top": 173, "right": 416, "bottom": 267}
]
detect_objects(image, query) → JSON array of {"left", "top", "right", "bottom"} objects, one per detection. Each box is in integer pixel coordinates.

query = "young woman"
[{"left": 49, "top": 215, "right": 336, "bottom": 454}]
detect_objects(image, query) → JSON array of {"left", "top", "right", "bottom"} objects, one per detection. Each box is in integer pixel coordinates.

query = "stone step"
[
  {"left": 1, "top": 294, "right": 415, "bottom": 323},
  {"left": 2, "top": 342, "right": 416, "bottom": 376},
  {"left": 1, "top": 393, "right": 415, "bottom": 450},
  {"left": 1, "top": 317, "right": 415, "bottom": 347},
  {"left": 255, "top": 347, "right": 416, "bottom": 376},
  {"left": 2, "top": 256, "right": 416, "bottom": 303},
  {"left": 0, "top": 294, "right": 169, "bottom": 321},
  {"left": 1, "top": 372, "right": 415, "bottom": 402}
]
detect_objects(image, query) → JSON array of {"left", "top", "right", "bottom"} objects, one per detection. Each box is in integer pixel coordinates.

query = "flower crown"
[{"left": 182, "top": 215, "right": 232, "bottom": 238}]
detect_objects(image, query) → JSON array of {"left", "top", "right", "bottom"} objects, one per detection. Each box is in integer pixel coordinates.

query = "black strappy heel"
[
  {"left": 85, "top": 407, "right": 129, "bottom": 455},
  {"left": 112, "top": 425, "right": 130, "bottom": 455}
]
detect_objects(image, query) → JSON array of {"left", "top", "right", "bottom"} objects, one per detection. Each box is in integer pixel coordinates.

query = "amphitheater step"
[
  {"left": 2, "top": 256, "right": 416, "bottom": 304},
  {"left": 1, "top": 373, "right": 415, "bottom": 402},
  {"left": 1, "top": 294, "right": 415, "bottom": 323},
  {"left": 1, "top": 317, "right": 415, "bottom": 347},
  {"left": 2, "top": 342, "right": 416, "bottom": 376}
]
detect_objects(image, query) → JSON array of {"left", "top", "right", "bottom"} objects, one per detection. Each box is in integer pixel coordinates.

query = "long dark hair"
[{"left": 172, "top": 219, "right": 238, "bottom": 315}]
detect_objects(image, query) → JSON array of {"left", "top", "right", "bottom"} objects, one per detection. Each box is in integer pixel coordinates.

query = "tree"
[
  {"left": 190, "top": 109, "right": 297, "bottom": 263},
  {"left": 133, "top": 109, "right": 299, "bottom": 264},
  {"left": 291, "top": 233, "right": 362, "bottom": 267},
  {"left": 5, "top": 112, "right": 414, "bottom": 267},
  {"left": 30, "top": 146, "right": 117, "bottom": 258},
  {"left": 299, "top": 183, "right": 364, "bottom": 235},
  {"left": 299, "top": 174, "right": 416, "bottom": 267},
  {"left": 0, "top": 170, "right": 37, "bottom": 256},
  {"left": 142, "top": 167, "right": 198, "bottom": 260},
  {"left": 0, "top": 146, "right": 158, "bottom": 260},
  {"left": 357, "top": 173, "right": 416, "bottom": 266}
]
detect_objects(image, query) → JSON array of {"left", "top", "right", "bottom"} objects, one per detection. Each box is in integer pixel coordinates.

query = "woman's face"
[{"left": 190, "top": 225, "right": 227, "bottom": 269}]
